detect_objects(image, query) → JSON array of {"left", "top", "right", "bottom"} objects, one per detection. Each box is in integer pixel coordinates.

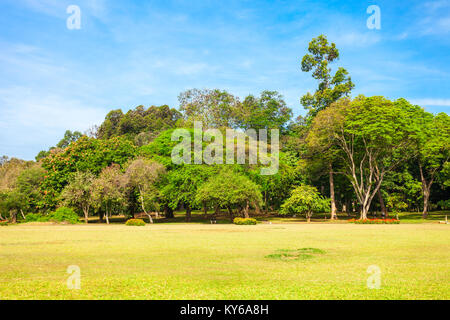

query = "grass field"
[{"left": 0, "top": 218, "right": 449, "bottom": 300}]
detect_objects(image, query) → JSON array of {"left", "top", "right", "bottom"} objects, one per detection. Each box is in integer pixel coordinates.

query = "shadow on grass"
[{"left": 85, "top": 210, "right": 450, "bottom": 225}]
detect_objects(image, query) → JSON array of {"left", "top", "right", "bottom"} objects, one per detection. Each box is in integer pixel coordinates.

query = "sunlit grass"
[{"left": 0, "top": 221, "right": 448, "bottom": 299}]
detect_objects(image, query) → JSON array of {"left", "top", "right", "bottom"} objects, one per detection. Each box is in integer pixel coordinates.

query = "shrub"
[
  {"left": 233, "top": 217, "right": 257, "bottom": 225},
  {"left": 437, "top": 199, "right": 450, "bottom": 210},
  {"left": 25, "top": 213, "right": 46, "bottom": 222},
  {"left": 125, "top": 219, "right": 146, "bottom": 226},
  {"left": 349, "top": 218, "right": 400, "bottom": 224},
  {"left": 47, "top": 207, "right": 80, "bottom": 224},
  {"left": 0, "top": 221, "right": 8, "bottom": 226}
]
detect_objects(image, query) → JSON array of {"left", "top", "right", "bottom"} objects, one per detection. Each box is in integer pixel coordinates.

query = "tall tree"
[
  {"left": 92, "top": 164, "right": 126, "bottom": 224},
  {"left": 178, "top": 89, "right": 240, "bottom": 128},
  {"left": 301, "top": 35, "right": 354, "bottom": 219},
  {"left": 195, "top": 167, "right": 262, "bottom": 221},
  {"left": 416, "top": 112, "right": 450, "bottom": 218},
  {"left": 280, "top": 185, "right": 330, "bottom": 222},
  {"left": 61, "top": 171, "right": 95, "bottom": 223},
  {"left": 236, "top": 91, "right": 293, "bottom": 133},
  {"left": 308, "top": 96, "right": 427, "bottom": 219},
  {"left": 125, "top": 158, "right": 165, "bottom": 223}
]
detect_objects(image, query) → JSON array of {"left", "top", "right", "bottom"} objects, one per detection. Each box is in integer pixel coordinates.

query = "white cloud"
[
  {"left": 410, "top": 99, "right": 450, "bottom": 107},
  {"left": 0, "top": 86, "right": 107, "bottom": 159}
]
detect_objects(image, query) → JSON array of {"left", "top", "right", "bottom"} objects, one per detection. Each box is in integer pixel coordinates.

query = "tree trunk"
[
  {"left": 360, "top": 204, "right": 369, "bottom": 220},
  {"left": 243, "top": 201, "right": 250, "bottom": 219},
  {"left": 164, "top": 204, "right": 174, "bottom": 218},
  {"left": 227, "top": 206, "right": 234, "bottom": 222},
  {"left": 264, "top": 192, "right": 268, "bottom": 214},
  {"left": 329, "top": 163, "right": 337, "bottom": 220},
  {"left": 20, "top": 209, "right": 26, "bottom": 220},
  {"left": 105, "top": 205, "right": 110, "bottom": 224},
  {"left": 145, "top": 213, "right": 153, "bottom": 224},
  {"left": 378, "top": 190, "right": 387, "bottom": 217},
  {"left": 10, "top": 210, "right": 17, "bottom": 224},
  {"left": 185, "top": 205, "right": 191, "bottom": 222},
  {"left": 306, "top": 211, "right": 311, "bottom": 223},
  {"left": 139, "top": 189, "right": 153, "bottom": 223},
  {"left": 99, "top": 211, "right": 104, "bottom": 223},
  {"left": 422, "top": 188, "right": 430, "bottom": 219},
  {"left": 203, "top": 202, "right": 208, "bottom": 216},
  {"left": 419, "top": 164, "right": 433, "bottom": 219},
  {"left": 83, "top": 206, "right": 89, "bottom": 224}
]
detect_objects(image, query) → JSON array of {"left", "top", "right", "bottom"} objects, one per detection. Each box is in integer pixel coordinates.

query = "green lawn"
[{"left": 0, "top": 220, "right": 449, "bottom": 300}]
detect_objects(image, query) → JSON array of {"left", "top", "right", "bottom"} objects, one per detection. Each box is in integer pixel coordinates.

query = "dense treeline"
[{"left": 0, "top": 35, "right": 448, "bottom": 223}]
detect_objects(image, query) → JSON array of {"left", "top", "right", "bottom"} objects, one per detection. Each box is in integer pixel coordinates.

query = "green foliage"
[
  {"left": 236, "top": 91, "right": 293, "bottom": 132},
  {"left": 301, "top": 35, "right": 354, "bottom": 119},
  {"left": 280, "top": 185, "right": 330, "bottom": 219},
  {"left": 25, "top": 207, "right": 80, "bottom": 224},
  {"left": 233, "top": 217, "right": 257, "bottom": 225},
  {"left": 437, "top": 199, "right": 450, "bottom": 210},
  {"left": 24, "top": 213, "right": 44, "bottom": 222},
  {"left": 125, "top": 218, "right": 146, "bottom": 226},
  {"left": 386, "top": 193, "right": 408, "bottom": 213},
  {"left": 40, "top": 136, "right": 137, "bottom": 208},
  {"left": 48, "top": 207, "right": 80, "bottom": 224},
  {"left": 161, "top": 164, "right": 216, "bottom": 211},
  {"left": 179, "top": 89, "right": 240, "bottom": 128},
  {"left": 61, "top": 171, "right": 95, "bottom": 222},
  {"left": 97, "top": 105, "right": 181, "bottom": 140},
  {"left": 91, "top": 164, "right": 127, "bottom": 223},
  {"left": 195, "top": 166, "right": 262, "bottom": 213},
  {"left": 125, "top": 158, "right": 166, "bottom": 222}
]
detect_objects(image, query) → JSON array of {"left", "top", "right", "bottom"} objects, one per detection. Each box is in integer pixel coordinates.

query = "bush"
[
  {"left": 125, "top": 219, "right": 146, "bottom": 226},
  {"left": 0, "top": 221, "right": 8, "bottom": 226},
  {"left": 233, "top": 217, "right": 257, "bottom": 225},
  {"left": 47, "top": 207, "right": 80, "bottom": 224},
  {"left": 349, "top": 218, "right": 400, "bottom": 224},
  {"left": 25, "top": 213, "right": 45, "bottom": 222},
  {"left": 437, "top": 199, "right": 450, "bottom": 210}
]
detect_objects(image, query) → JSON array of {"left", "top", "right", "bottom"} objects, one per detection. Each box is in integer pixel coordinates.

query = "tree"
[
  {"left": 415, "top": 112, "right": 450, "bottom": 218},
  {"left": 280, "top": 185, "right": 330, "bottom": 222},
  {"left": 92, "top": 164, "right": 126, "bottom": 224},
  {"left": 0, "top": 189, "right": 27, "bottom": 223},
  {"left": 56, "top": 130, "right": 83, "bottom": 149},
  {"left": 301, "top": 35, "right": 354, "bottom": 220},
  {"left": 97, "top": 105, "right": 181, "bottom": 140},
  {"left": 40, "top": 136, "right": 136, "bottom": 209},
  {"left": 308, "top": 96, "right": 427, "bottom": 219},
  {"left": 236, "top": 91, "right": 293, "bottom": 133},
  {"left": 61, "top": 171, "right": 95, "bottom": 223},
  {"left": 125, "top": 158, "right": 165, "bottom": 223},
  {"left": 160, "top": 164, "right": 216, "bottom": 222},
  {"left": 300, "top": 34, "right": 354, "bottom": 119},
  {"left": 195, "top": 167, "right": 262, "bottom": 221},
  {"left": 178, "top": 89, "right": 240, "bottom": 128},
  {"left": 15, "top": 164, "right": 46, "bottom": 213}
]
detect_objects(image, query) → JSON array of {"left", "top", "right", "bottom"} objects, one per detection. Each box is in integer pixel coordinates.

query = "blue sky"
[{"left": 0, "top": 0, "right": 449, "bottom": 160}]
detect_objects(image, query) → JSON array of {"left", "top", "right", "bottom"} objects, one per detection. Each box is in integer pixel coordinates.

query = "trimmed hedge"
[
  {"left": 125, "top": 219, "right": 146, "bottom": 226},
  {"left": 233, "top": 217, "right": 257, "bottom": 225}
]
